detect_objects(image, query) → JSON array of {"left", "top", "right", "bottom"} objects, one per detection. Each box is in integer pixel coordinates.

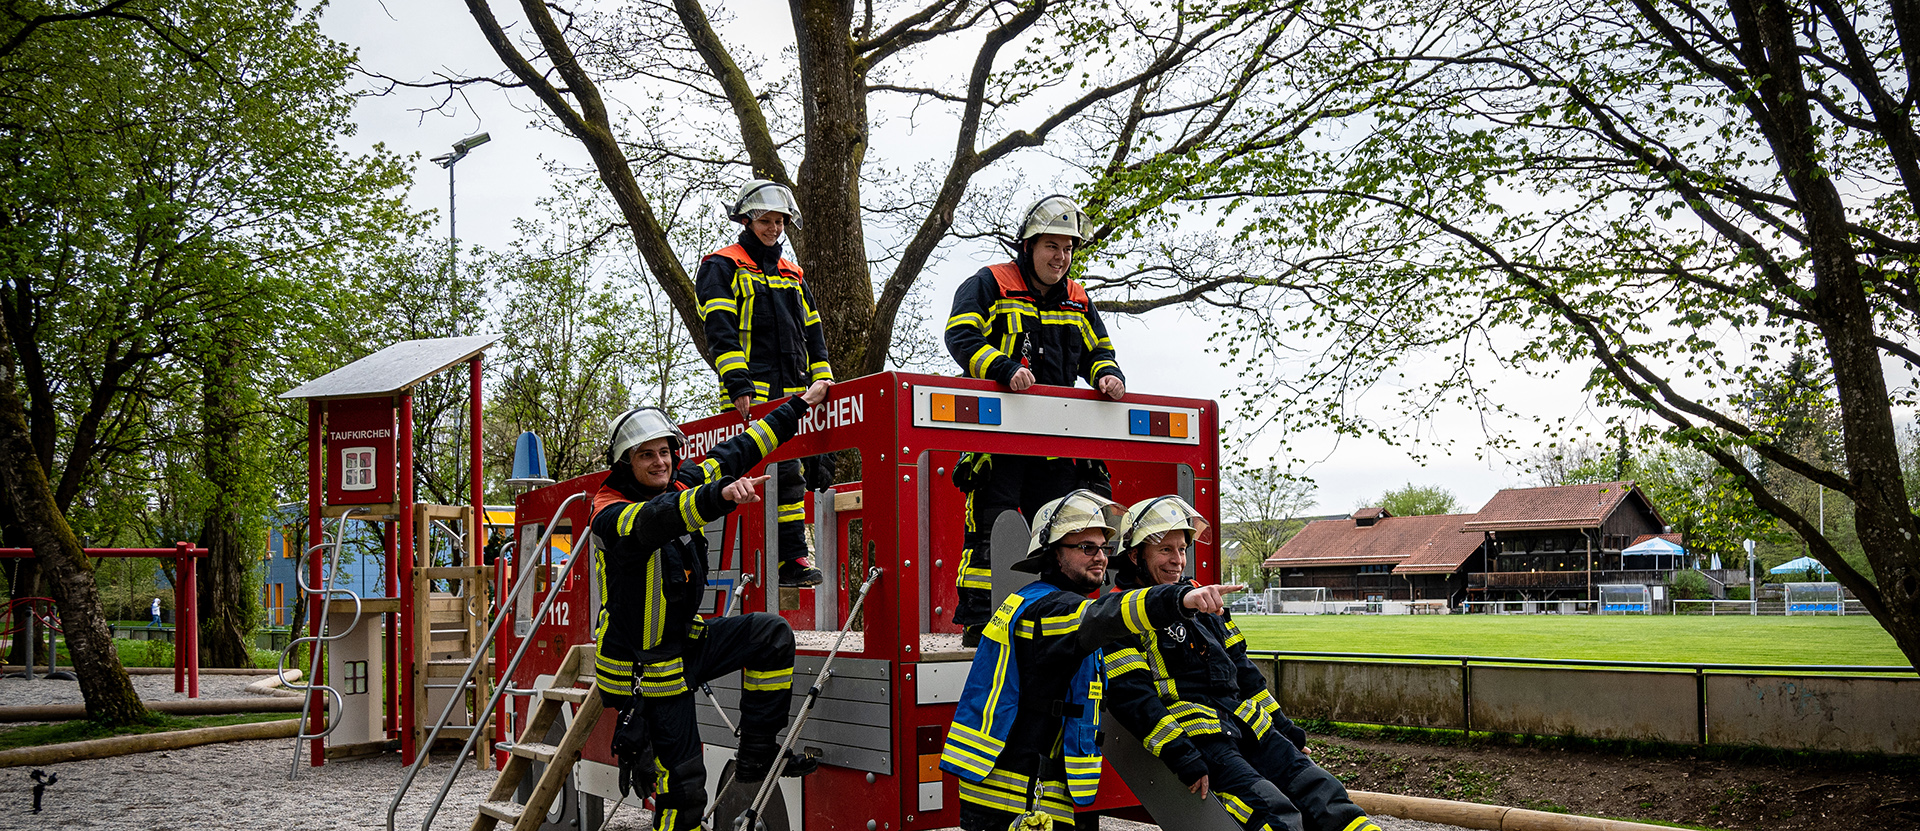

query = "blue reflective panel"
[
  {"left": 1128, "top": 410, "right": 1151, "bottom": 435},
  {"left": 978, "top": 397, "right": 1002, "bottom": 425}
]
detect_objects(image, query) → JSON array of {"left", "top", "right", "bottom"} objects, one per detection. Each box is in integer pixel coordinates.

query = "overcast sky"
[{"left": 318, "top": 1, "right": 1659, "bottom": 517}]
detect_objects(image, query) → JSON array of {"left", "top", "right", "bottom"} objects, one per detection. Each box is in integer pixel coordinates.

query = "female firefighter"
[
  {"left": 589, "top": 379, "right": 828, "bottom": 831},
  {"left": 695, "top": 178, "right": 834, "bottom": 588}
]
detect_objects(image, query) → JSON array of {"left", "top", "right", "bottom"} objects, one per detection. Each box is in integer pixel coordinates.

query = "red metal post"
[
  {"left": 398, "top": 392, "right": 416, "bottom": 765},
  {"left": 180, "top": 541, "right": 199, "bottom": 698},
  {"left": 173, "top": 544, "right": 186, "bottom": 694},
  {"left": 307, "top": 399, "right": 325, "bottom": 768}
]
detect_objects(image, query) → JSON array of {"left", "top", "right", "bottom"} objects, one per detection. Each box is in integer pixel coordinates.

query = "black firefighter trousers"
[
  {"left": 602, "top": 612, "right": 796, "bottom": 831},
  {"left": 1195, "top": 726, "right": 1376, "bottom": 831},
  {"left": 952, "top": 454, "right": 1109, "bottom": 626}
]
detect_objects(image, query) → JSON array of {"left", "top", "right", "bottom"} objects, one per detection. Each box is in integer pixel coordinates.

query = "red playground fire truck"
[{"left": 487, "top": 371, "right": 1221, "bottom": 830}]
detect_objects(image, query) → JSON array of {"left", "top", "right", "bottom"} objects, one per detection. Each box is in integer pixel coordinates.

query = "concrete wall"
[
  {"left": 1255, "top": 655, "right": 1919, "bottom": 756},
  {"left": 1275, "top": 660, "right": 1464, "bottom": 730},
  {"left": 1471, "top": 667, "right": 1698, "bottom": 744},
  {"left": 1707, "top": 674, "right": 1920, "bottom": 755}
]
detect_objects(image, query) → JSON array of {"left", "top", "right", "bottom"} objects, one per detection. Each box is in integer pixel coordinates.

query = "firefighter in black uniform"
[
  {"left": 938, "top": 490, "right": 1243, "bottom": 831},
  {"left": 944, "top": 195, "right": 1125, "bottom": 645},
  {"left": 589, "top": 381, "right": 828, "bottom": 831},
  {"left": 1103, "top": 495, "right": 1379, "bottom": 831},
  {"left": 696, "top": 178, "right": 831, "bottom": 587}
]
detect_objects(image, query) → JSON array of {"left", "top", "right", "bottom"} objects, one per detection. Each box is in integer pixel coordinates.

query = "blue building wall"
[{"left": 257, "top": 506, "right": 513, "bottom": 627}]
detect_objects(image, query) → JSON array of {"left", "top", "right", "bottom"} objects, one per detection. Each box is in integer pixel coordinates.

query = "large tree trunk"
[
  {"left": 789, "top": 0, "right": 876, "bottom": 376},
  {"left": 0, "top": 320, "right": 145, "bottom": 725},
  {"left": 196, "top": 334, "right": 258, "bottom": 667}
]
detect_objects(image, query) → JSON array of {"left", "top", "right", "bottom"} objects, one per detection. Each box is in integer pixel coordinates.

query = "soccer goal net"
[
  {"left": 1785, "top": 582, "right": 1844, "bottom": 615},
  {"left": 1267, "top": 587, "right": 1329, "bottom": 615},
  {"left": 1598, "top": 584, "right": 1651, "bottom": 614}
]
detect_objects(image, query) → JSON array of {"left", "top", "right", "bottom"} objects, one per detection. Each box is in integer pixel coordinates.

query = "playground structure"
[
  {"left": 276, "top": 335, "right": 1240, "bottom": 829},
  {"left": 279, "top": 335, "right": 500, "bottom": 769},
  {"left": 374, "top": 369, "right": 1228, "bottom": 831},
  {"left": 0, "top": 543, "right": 206, "bottom": 695}
]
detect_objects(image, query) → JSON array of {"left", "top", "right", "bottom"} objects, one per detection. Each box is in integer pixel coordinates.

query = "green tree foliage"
[
  {"left": 482, "top": 185, "right": 718, "bottom": 493},
  {"left": 428, "top": 0, "right": 1410, "bottom": 384},
  {"left": 1171, "top": 0, "right": 1920, "bottom": 666},
  {"left": 1364, "top": 483, "right": 1461, "bottom": 517},
  {"left": 1527, "top": 439, "right": 1786, "bottom": 572},
  {"left": 0, "top": 0, "right": 411, "bottom": 712},
  {"left": 1668, "top": 570, "right": 1711, "bottom": 601},
  {"left": 1220, "top": 464, "right": 1317, "bottom": 591}
]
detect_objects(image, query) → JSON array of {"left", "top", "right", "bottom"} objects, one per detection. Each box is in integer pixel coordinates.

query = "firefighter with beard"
[
  {"left": 938, "top": 490, "right": 1243, "bottom": 831},
  {"left": 1103, "top": 495, "right": 1379, "bottom": 831},
  {"left": 696, "top": 178, "right": 832, "bottom": 587},
  {"left": 944, "top": 195, "right": 1127, "bottom": 647},
  {"left": 589, "top": 380, "right": 828, "bottom": 831}
]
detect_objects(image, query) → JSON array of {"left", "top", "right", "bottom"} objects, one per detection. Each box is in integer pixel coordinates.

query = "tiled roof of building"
[
  {"left": 1460, "top": 481, "right": 1649, "bottom": 532},
  {"left": 1628, "top": 532, "right": 1683, "bottom": 548},
  {"left": 1263, "top": 513, "right": 1479, "bottom": 573}
]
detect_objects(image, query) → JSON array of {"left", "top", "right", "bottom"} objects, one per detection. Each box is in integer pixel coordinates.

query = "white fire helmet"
[
  {"left": 1117, "top": 495, "right": 1211, "bottom": 553},
  {"left": 730, "top": 179, "right": 803, "bottom": 230},
  {"left": 1017, "top": 194, "right": 1091, "bottom": 244},
  {"left": 604, "top": 407, "right": 687, "bottom": 468},
  {"left": 1014, "top": 489, "right": 1124, "bottom": 571}
]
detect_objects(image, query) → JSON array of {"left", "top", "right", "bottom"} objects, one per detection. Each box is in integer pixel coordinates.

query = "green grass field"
[{"left": 1232, "top": 614, "right": 1911, "bottom": 667}]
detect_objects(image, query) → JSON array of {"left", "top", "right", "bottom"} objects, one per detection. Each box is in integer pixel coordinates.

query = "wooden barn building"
[{"left": 1264, "top": 481, "right": 1677, "bottom": 608}]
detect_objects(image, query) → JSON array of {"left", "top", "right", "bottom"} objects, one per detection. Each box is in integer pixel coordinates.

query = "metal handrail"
[
  {"left": 386, "top": 490, "right": 590, "bottom": 831},
  {"left": 1245, "top": 649, "right": 1917, "bottom": 675},
  {"left": 425, "top": 517, "right": 471, "bottom": 587},
  {"left": 282, "top": 507, "right": 366, "bottom": 779}
]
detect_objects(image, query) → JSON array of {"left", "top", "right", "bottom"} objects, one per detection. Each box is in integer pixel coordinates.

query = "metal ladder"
[
  {"left": 282, "top": 507, "right": 366, "bottom": 779},
  {"left": 471, "top": 643, "right": 602, "bottom": 831},
  {"left": 387, "top": 491, "right": 592, "bottom": 831}
]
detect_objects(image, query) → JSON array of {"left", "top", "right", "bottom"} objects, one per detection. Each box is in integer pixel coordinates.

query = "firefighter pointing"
[
  {"left": 944, "top": 195, "right": 1126, "bottom": 646},
  {"left": 1103, "top": 496, "right": 1379, "bottom": 831},
  {"left": 588, "top": 380, "right": 828, "bottom": 831},
  {"left": 939, "top": 490, "right": 1243, "bottom": 831},
  {"left": 697, "top": 178, "right": 832, "bottom": 588}
]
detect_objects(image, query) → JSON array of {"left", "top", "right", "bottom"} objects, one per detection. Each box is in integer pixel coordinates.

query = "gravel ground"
[
  {"left": 0, "top": 673, "right": 1464, "bottom": 831},
  {"left": 1, "top": 671, "right": 271, "bottom": 706}
]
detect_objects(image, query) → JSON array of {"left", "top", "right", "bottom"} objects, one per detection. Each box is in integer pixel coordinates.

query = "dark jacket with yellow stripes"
[
  {"left": 940, "top": 578, "right": 1193, "bottom": 807},
  {"left": 1102, "top": 596, "right": 1303, "bottom": 785},
  {"left": 944, "top": 261, "right": 1122, "bottom": 389},
  {"left": 697, "top": 232, "right": 833, "bottom": 403},
  {"left": 587, "top": 395, "right": 806, "bottom": 699}
]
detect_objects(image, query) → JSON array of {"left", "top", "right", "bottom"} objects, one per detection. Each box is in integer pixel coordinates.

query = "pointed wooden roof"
[{"left": 1460, "top": 481, "right": 1660, "bottom": 532}]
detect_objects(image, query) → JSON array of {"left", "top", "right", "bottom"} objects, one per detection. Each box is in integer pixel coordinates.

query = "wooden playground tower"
[{"left": 280, "top": 334, "right": 500, "bottom": 767}]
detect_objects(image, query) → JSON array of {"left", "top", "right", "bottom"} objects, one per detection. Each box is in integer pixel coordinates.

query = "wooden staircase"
[
  {"left": 471, "top": 643, "right": 604, "bottom": 831},
  {"left": 413, "top": 503, "right": 496, "bottom": 767}
]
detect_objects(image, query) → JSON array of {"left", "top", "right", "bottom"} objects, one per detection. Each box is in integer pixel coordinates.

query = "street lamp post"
[{"left": 429, "top": 132, "right": 490, "bottom": 330}]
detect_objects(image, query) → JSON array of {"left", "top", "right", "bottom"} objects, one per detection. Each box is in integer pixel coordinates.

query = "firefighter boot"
[
  {"left": 735, "top": 735, "right": 820, "bottom": 782},
  {"left": 779, "top": 557, "right": 824, "bottom": 587}
]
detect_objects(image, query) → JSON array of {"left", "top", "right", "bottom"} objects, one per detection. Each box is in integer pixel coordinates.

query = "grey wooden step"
[
  {"left": 476, "top": 800, "right": 523, "bottom": 824},
  {"left": 427, "top": 658, "right": 491, "bottom": 677},
  {"left": 510, "top": 741, "right": 558, "bottom": 763},
  {"left": 542, "top": 686, "right": 591, "bottom": 704}
]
